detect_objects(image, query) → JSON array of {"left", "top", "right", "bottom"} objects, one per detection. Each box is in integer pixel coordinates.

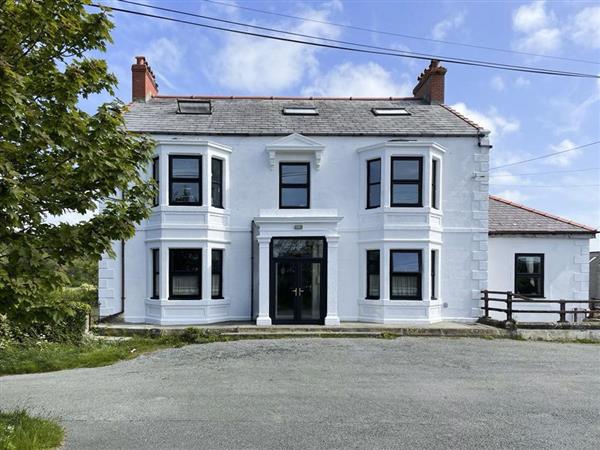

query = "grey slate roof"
[
  {"left": 489, "top": 196, "right": 596, "bottom": 235},
  {"left": 124, "top": 97, "right": 482, "bottom": 136}
]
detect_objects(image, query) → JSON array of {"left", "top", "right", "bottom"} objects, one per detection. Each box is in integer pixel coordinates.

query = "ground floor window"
[
  {"left": 152, "top": 249, "right": 159, "bottom": 299},
  {"left": 366, "top": 250, "right": 380, "bottom": 299},
  {"left": 390, "top": 250, "right": 422, "bottom": 300},
  {"left": 169, "top": 249, "right": 202, "bottom": 299},
  {"left": 431, "top": 250, "right": 437, "bottom": 300},
  {"left": 515, "top": 253, "right": 544, "bottom": 297},
  {"left": 212, "top": 249, "right": 223, "bottom": 299}
]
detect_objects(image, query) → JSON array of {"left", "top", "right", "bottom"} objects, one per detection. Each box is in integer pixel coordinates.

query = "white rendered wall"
[
  {"left": 99, "top": 133, "right": 488, "bottom": 325},
  {"left": 488, "top": 235, "right": 591, "bottom": 322}
]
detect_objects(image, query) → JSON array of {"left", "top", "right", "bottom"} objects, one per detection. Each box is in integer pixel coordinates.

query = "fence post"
[
  {"left": 506, "top": 292, "right": 513, "bottom": 323},
  {"left": 483, "top": 290, "right": 489, "bottom": 318},
  {"left": 573, "top": 308, "right": 578, "bottom": 323},
  {"left": 558, "top": 300, "right": 567, "bottom": 323}
]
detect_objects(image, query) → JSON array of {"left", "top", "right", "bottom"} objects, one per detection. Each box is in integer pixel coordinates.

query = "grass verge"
[
  {"left": 0, "top": 410, "right": 64, "bottom": 450},
  {"left": 0, "top": 329, "right": 228, "bottom": 376}
]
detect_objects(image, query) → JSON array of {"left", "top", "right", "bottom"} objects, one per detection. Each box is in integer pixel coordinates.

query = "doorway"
[{"left": 270, "top": 237, "right": 327, "bottom": 324}]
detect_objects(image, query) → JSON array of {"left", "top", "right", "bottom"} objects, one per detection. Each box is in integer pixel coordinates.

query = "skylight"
[
  {"left": 177, "top": 100, "right": 211, "bottom": 114},
  {"left": 372, "top": 108, "right": 410, "bottom": 116},
  {"left": 282, "top": 107, "right": 318, "bottom": 116}
]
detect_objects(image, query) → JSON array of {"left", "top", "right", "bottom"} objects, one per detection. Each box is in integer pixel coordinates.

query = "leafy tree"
[{"left": 0, "top": 0, "right": 154, "bottom": 328}]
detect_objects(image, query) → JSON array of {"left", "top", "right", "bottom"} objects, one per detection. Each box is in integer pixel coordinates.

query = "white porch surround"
[{"left": 253, "top": 209, "right": 344, "bottom": 326}]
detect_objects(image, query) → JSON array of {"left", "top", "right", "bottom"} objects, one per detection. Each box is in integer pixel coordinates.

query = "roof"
[
  {"left": 124, "top": 96, "right": 484, "bottom": 136},
  {"left": 489, "top": 195, "right": 597, "bottom": 236}
]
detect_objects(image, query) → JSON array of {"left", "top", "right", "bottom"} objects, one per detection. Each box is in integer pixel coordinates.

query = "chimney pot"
[
  {"left": 131, "top": 55, "right": 158, "bottom": 102},
  {"left": 412, "top": 59, "right": 447, "bottom": 104}
]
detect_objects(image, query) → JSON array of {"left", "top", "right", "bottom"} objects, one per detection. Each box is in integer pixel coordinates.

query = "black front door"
[{"left": 270, "top": 238, "right": 327, "bottom": 324}]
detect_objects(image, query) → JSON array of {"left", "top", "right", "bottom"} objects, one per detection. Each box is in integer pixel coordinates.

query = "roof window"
[
  {"left": 177, "top": 99, "right": 211, "bottom": 114},
  {"left": 372, "top": 108, "right": 410, "bottom": 116},
  {"left": 282, "top": 107, "right": 318, "bottom": 116}
]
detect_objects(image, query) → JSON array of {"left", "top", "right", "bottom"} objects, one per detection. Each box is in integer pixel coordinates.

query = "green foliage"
[
  {"left": 63, "top": 256, "right": 99, "bottom": 287},
  {"left": 0, "top": 1, "right": 155, "bottom": 329},
  {"left": 0, "top": 410, "right": 64, "bottom": 450}
]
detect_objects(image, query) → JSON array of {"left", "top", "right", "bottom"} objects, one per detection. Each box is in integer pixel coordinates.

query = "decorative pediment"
[{"left": 265, "top": 133, "right": 325, "bottom": 170}]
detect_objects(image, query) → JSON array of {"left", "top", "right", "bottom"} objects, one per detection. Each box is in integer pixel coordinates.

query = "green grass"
[
  {"left": 0, "top": 330, "right": 229, "bottom": 376},
  {"left": 0, "top": 410, "right": 64, "bottom": 450}
]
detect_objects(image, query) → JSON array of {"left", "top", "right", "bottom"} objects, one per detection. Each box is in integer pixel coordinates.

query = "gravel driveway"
[{"left": 1, "top": 338, "right": 599, "bottom": 449}]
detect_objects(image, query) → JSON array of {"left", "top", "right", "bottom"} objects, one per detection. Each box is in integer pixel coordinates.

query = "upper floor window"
[
  {"left": 431, "top": 158, "right": 439, "bottom": 209},
  {"left": 152, "top": 157, "right": 159, "bottom": 207},
  {"left": 390, "top": 250, "right": 422, "bottom": 300},
  {"left": 279, "top": 162, "right": 310, "bottom": 209},
  {"left": 211, "top": 157, "right": 224, "bottom": 208},
  {"left": 366, "top": 250, "right": 380, "bottom": 299},
  {"left": 169, "top": 249, "right": 202, "bottom": 299},
  {"left": 515, "top": 254, "right": 544, "bottom": 298},
  {"left": 169, "top": 155, "right": 202, "bottom": 206},
  {"left": 391, "top": 157, "right": 422, "bottom": 207},
  {"left": 366, "top": 158, "right": 381, "bottom": 209}
]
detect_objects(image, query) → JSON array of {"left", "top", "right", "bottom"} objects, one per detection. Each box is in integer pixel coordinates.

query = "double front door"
[{"left": 270, "top": 238, "right": 327, "bottom": 324}]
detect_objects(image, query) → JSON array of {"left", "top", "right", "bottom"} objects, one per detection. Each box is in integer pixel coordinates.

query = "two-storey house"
[{"left": 98, "top": 57, "right": 492, "bottom": 325}]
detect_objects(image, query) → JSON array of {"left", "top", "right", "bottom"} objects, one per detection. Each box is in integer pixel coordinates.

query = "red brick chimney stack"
[
  {"left": 131, "top": 56, "right": 158, "bottom": 102},
  {"left": 412, "top": 59, "right": 447, "bottom": 105}
]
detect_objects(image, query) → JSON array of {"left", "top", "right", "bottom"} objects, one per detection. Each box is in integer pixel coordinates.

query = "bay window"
[
  {"left": 390, "top": 250, "right": 422, "bottom": 300},
  {"left": 366, "top": 250, "right": 380, "bottom": 299},
  {"left": 391, "top": 157, "right": 422, "bottom": 207},
  {"left": 169, "top": 249, "right": 202, "bottom": 299},
  {"left": 169, "top": 155, "right": 202, "bottom": 205}
]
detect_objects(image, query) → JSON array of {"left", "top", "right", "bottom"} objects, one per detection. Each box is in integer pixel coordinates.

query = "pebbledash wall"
[
  {"left": 488, "top": 236, "right": 591, "bottom": 322},
  {"left": 98, "top": 133, "right": 490, "bottom": 325}
]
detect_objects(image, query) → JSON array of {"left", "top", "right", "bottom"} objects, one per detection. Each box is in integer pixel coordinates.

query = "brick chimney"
[
  {"left": 412, "top": 59, "right": 447, "bottom": 104},
  {"left": 131, "top": 56, "right": 158, "bottom": 102}
]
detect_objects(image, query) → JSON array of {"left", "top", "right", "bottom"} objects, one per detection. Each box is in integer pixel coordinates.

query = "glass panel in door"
[
  {"left": 299, "top": 262, "right": 321, "bottom": 321},
  {"left": 275, "top": 261, "right": 296, "bottom": 320}
]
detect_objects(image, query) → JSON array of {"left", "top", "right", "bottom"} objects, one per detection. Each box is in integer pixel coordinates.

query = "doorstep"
[{"left": 92, "top": 321, "right": 509, "bottom": 339}]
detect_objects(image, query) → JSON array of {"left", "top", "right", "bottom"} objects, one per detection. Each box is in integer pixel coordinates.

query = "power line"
[
  {"left": 489, "top": 141, "right": 600, "bottom": 171},
  {"left": 200, "top": 0, "right": 599, "bottom": 66},
  {"left": 95, "top": 2, "right": 600, "bottom": 79},
  {"left": 490, "top": 184, "right": 600, "bottom": 188},
  {"left": 490, "top": 167, "right": 600, "bottom": 177}
]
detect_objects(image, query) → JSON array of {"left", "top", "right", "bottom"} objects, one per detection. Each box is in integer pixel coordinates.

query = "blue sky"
[{"left": 88, "top": 0, "right": 600, "bottom": 248}]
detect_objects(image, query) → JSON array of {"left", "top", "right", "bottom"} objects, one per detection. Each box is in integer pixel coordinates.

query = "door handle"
[
  {"left": 291, "top": 288, "right": 298, "bottom": 295},
  {"left": 297, "top": 288, "right": 304, "bottom": 295}
]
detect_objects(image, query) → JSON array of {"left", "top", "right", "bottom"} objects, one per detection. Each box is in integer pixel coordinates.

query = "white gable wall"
[
  {"left": 99, "top": 134, "right": 489, "bottom": 324},
  {"left": 488, "top": 235, "right": 591, "bottom": 322}
]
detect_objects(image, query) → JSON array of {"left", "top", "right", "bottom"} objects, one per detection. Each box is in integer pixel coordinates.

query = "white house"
[
  {"left": 488, "top": 195, "right": 596, "bottom": 322},
  {"left": 98, "top": 57, "right": 595, "bottom": 326}
]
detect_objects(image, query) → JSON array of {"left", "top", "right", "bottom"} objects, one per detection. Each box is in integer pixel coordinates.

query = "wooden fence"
[{"left": 481, "top": 290, "right": 599, "bottom": 323}]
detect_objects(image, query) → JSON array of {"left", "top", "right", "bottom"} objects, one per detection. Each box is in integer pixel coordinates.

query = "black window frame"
[
  {"left": 151, "top": 248, "right": 159, "bottom": 299},
  {"left": 431, "top": 250, "right": 437, "bottom": 300},
  {"left": 390, "top": 249, "right": 422, "bottom": 300},
  {"left": 169, "top": 249, "right": 202, "bottom": 300},
  {"left": 366, "top": 250, "right": 380, "bottom": 299},
  {"left": 211, "top": 249, "right": 224, "bottom": 299},
  {"left": 366, "top": 158, "right": 381, "bottom": 209},
  {"left": 169, "top": 155, "right": 202, "bottom": 206},
  {"left": 211, "top": 157, "right": 224, "bottom": 209},
  {"left": 152, "top": 157, "right": 160, "bottom": 207},
  {"left": 279, "top": 162, "right": 310, "bottom": 209},
  {"left": 514, "top": 253, "right": 545, "bottom": 298},
  {"left": 431, "top": 158, "right": 439, "bottom": 209},
  {"left": 391, "top": 156, "right": 423, "bottom": 207}
]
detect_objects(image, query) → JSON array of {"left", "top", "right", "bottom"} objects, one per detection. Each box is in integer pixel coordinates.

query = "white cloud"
[
  {"left": 513, "top": 1, "right": 552, "bottom": 32},
  {"left": 490, "top": 76, "right": 505, "bottom": 91},
  {"left": 544, "top": 139, "right": 581, "bottom": 167},
  {"left": 494, "top": 190, "right": 531, "bottom": 203},
  {"left": 451, "top": 103, "right": 520, "bottom": 137},
  {"left": 570, "top": 6, "right": 600, "bottom": 49},
  {"left": 431, "top": 11, "right": 466, "bottom": 40},
  {"left": 142, "top": 37, "right": 183, "bottom": 90},
  {"left": 301, "top": 62, "right": 412, "bottom": 97},
  {"left": 512, "top": 1, "right": 561, "bottom": 53},
  {"left": 515, "top": 76, "right": 531, "bottom": 87},
  {"left": 208, "top": 2, "right": 342, "bottom": 92}
]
